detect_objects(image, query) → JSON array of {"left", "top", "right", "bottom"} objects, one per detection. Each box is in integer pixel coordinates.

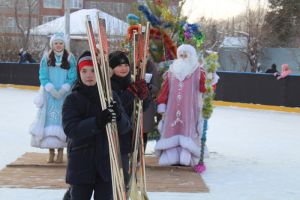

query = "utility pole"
[{"left": 64, "top": 0, "right": 70, "bottom": 51}]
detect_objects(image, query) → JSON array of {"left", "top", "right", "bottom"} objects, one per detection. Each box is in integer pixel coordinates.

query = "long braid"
[
  {"left": 61, "top": 49, "right": 70, "bottom": 70},
  {"left": 47, "top": 49, "right": 70, "bottom": 69},
  {"left": 47, "top": 51, "right": 55, "bottom": 67}
]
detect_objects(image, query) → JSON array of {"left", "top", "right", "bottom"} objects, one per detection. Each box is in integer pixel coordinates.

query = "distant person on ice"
[
  {"left": 18, "top": 48, "right": 36, "bottom": 63},
  {"left": 29, "top": 32, "right": 77, "bottom": 163},
  {"left": 275, "top": 63, "right": 292, "bottom": 80},
  {"left": 265, "top": 63, "right": 279, "bottom": 74},
  {"left": 155, "top": 44, "right": 206, "bottom": 166}
]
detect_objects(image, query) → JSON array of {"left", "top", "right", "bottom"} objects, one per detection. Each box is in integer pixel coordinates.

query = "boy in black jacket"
[
  {"left": 62, "top": 51, "right": 131, "bottom": 200},
  {"left": 108, "top": 50, "right": 151, "bottom": 190}
]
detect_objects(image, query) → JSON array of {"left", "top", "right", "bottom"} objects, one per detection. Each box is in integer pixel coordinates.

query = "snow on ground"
[{"left": 0, "top": 87, "right": 300, "bottom": 200}]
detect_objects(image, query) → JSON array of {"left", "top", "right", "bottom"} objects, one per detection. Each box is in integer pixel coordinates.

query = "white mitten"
[
  {"left": 45, "top": 83, "right": 63, "bottom": 99},
  {"left": 57, "top": 83, "right": 71, "bottom": 98},
  {"left": 49, "top": 88, "right": 61, "bottom": 99},
  {"left": 45, "top": 83, "right": 54, "bottom": 92}
]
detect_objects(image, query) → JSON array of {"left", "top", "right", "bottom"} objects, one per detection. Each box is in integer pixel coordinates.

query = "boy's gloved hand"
[
  {"left": 95, "top": 106, "right": 117, "bottom": 128},
  {"left": 127, "top": 79, "right": 149, "bottom": 100},
  {"left": 111, "top": 101, "right": 122, "bottom": 121}
]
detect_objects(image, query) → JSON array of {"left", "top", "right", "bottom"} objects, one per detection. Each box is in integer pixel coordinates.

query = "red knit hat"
[{"left": 77, "top": 51, "right": 93, "bottom": 71}]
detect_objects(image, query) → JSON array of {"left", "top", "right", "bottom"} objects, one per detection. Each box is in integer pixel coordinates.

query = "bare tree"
[
  {"left": 194, "top": 16, "right": 222, "bottom": 51},
  {"left": 14, "top": 0, "right": 39, "bottom": 51},
  {"left": 0, "top": 0, "right": 42, "bottom": 62},
  {"left": 0, "top": 36, "right": 20, "bottom": 61},
  {"left": 232, "top": 0, "right": 268, "bottom": 72},
  {"left": 190, "top": 0, "right": 269, "bottom": 72},
  {"left": 263, "top": 0, "right": 300, "bottom": 47}
]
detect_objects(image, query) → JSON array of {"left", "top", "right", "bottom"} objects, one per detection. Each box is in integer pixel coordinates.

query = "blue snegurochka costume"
[{"left": 30, "top": 33, "right": 77, "bottom": 150}]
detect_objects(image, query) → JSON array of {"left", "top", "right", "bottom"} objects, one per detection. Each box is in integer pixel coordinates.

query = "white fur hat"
[
  {"left": 49, "top": 32, "right": 65, "bottom": 48},
  {"left": 177, "top": 44, "right": 197, "bottom": 59}
]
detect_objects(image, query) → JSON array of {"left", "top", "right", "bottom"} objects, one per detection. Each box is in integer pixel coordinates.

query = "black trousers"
[
  {"left": 121, "top": 153, "right": 130, "bottom": 190},
  {"left": 70, "top": 178, "right": 112, "bottom": 200},
  {"left": 143, "top": 132, "right": 148, "bottom": 151}
]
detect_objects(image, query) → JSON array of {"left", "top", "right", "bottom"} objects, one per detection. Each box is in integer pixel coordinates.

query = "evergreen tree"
[{"left": 264, "top": 0, "right": 300, "bottom": 47}]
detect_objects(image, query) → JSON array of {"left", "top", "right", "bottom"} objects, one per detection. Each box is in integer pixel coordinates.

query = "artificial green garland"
[{"left": 202, "top": 52, "right": 219, "bottom": 119}]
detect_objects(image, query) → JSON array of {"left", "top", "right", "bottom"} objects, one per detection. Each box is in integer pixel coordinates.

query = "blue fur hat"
[{"left": 49, "top": 32, "right": 66, "bottom": 48}]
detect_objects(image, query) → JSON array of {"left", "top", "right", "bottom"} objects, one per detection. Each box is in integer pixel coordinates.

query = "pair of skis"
[
  {"left": 85, "top": 13, "right": 126, "bottom": 200},
  {"left": 128, "top": 22, "right": 150, "bottom": 200}
]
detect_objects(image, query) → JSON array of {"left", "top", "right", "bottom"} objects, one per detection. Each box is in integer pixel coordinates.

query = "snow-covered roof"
[
  {"left": 220, "top": 36, "right": 247, "bottom": 48},
  {"left": 30, "top": 9, "right": 129, "bottom": 36}
]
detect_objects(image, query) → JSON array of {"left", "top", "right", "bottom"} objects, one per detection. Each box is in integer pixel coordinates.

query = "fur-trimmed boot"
[
  {"left": 47, "top": 149, "right": 55, "bottom": 163},
  {"left": 55, "top": 148, "right": 64, "bottom": 163}
]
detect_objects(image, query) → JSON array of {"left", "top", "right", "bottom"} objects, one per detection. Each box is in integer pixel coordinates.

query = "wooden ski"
[
  {"left": 85, "top": 14, "right": 126, "bottom": 200},
  {"left": 128, "top": 22, "right": 150, "bottom": 200},
  {"left": 128, "top": 30, "right": 143, "bottom": 200},
  {"left": 96, "top": 12, "right": 126, "bottom": 199},
  {"left": 138, "top": 22, "right": 150, "bottom": 200}
]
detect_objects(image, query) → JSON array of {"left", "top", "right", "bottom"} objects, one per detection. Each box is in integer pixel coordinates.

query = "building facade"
[
  {"left": 0, "top": 0, "right": 146, "bottom": 36},
  {"left": 0, "top": 0, "right": 179, "bottom": 61},
  {"left": 0, "top": 0, "right": 180, "bottom": 35}
]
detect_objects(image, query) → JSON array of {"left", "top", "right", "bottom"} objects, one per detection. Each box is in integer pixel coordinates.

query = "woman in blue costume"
[{"left": 30, "top": 32, "right": 77, "bottom": 163}]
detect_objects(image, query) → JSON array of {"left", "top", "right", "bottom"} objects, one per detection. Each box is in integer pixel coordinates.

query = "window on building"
[
  {"left": 0, "top": 0, "right": 12, "bottom": 7},
  {"left": 70, "top": 0, "right": 82, "bottom": 9},
  {"left": 85, "top": 1, "right": 98, "bottom": 9},
  {"left": 21, "top": 1, "right": 39, "bottom": 14},
  {"left": 43, "top": 16, "right": 60, "bottom": 23},
  {"left": 31, "top": 18, "right": 39, "bottom": 27},
  {"left": 44, "top": 0, "right": 62, "bottom": 9},
  {"left": 6, "top": 17, "right": 17, "bottom": 32},
  {"left": 7, "top": 17, "right": 16, "bottom": 28}
]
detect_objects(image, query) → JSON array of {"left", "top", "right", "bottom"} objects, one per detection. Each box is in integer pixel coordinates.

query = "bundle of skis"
[
  {"left": 85, "top": 13, "right": 125, "bottom": 200},
  {"left": 85, "top": 12, "right": 150, "bottom": 200},
  {"left": 128, "top": 22, "right": 150, "bottom": 200}
]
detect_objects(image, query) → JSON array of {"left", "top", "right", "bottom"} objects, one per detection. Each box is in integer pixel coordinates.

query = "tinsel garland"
[
  {"left": 127, "top": 25, "right": 142, "bottom": 40},
  {"left": 194, "top": 52, "right": 219, "bottom": 173},
  {"left": 149, "top": 28, "right": 177, "bottom": 60},
  {"left": 154, "top": 0, "right": 162, "bottom": 5},
  {"left": 138, "top": 5, "right": 162, "bottom": 27},
  {"left": 158, "top": 6, "right": 175, "bottom": 24},
  {"left": 178, "top": 22, "right": 205, "bottom": 48},
  {"left": 127, "top": 14, "right": 140, "bottom": 26},
  {"left": 137, "top": 3, "right": 205, "bottom": 62},
  {"left": 202, "top": 52, "right": 219, "bottom": 119}
]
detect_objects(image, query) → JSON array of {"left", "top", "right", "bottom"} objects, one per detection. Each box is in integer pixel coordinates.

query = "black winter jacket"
[
  {"left": 110, "top": 74, "right": 151, "bottom": 154},
  {"left": 62, "top": 84, "right": 131, "bottom": 185}
]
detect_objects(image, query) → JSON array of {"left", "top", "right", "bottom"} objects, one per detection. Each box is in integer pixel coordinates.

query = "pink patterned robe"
[{"left": 155, "top": 65, "right": 206, "bottom": 166}]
